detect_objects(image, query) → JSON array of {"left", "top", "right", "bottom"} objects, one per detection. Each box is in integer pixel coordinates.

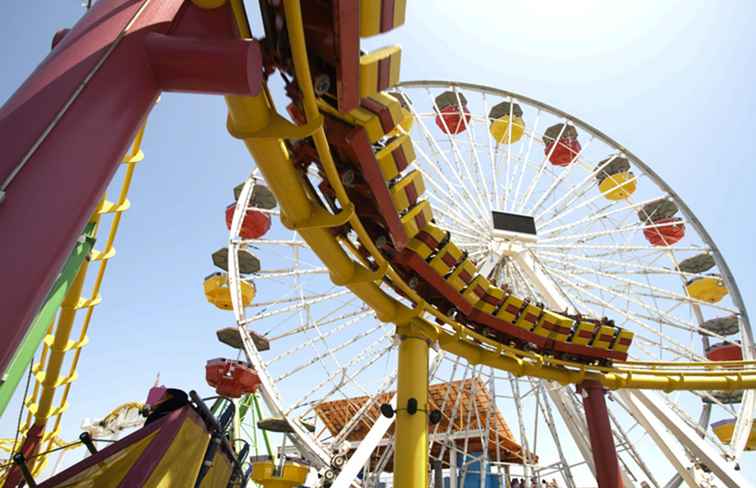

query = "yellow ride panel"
[
  {"left": 515, "top": 303, "right": 542, "bottom": 332},
  {"left": 359, "top": 0, "right": 408, "bottom": 38},
  {"left": 462, "top": 275, "right": 490, "bottom": 306},
  {"left": 406, "top": 224, "right": 447, "bottom": 259},
  {"left": 359, "top": 46, "right": 402, "bottom": 100},
  {"left": 474, "top": 286, "right": 506, "bottom": 314},
  {"left": 429, "top": 240, "right": 463, "bottom": 276},
  {"left": 497, "top": 295, "right": 524, "bottom": 325},
  {"left": 390, "top": 169, "right": 426, "bottom": 212},
  {"left": 376, "top": 134, "right": 415, "bottom": 181},
  {"left": 400, "top": 200, "right": 433, "bottom": 240}
]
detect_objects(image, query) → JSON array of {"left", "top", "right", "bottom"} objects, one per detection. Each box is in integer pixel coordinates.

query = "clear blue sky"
[{"left": 1, "top": 0, "right": 755, "bottom": 481}]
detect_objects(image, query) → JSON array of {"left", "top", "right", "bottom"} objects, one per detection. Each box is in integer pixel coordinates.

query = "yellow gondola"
[
  {"left": 595, "top": 157, "right": 636, "bottom": 201},
  {"left": 712, "top": 418, "right": 756, "bottom": 450},
  {"left": 203, "top": 272, "right": 255, "bottom": 311},
  {"left": 489, "top": 101, "right": 525, "bottom": 144},
  {"left": 686, "top": 275, "right": 728, "bottom": 303}
]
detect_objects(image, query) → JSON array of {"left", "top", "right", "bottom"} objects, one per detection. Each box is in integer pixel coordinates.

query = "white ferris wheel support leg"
[
  {"left": 626, "top": 390, "right": 751, "bottom": 488},
  {"left": 615, "top": 390, "right": 698, "bottom": 487},
  {"left": 508, "top": 246, "right": 752, "bottom": 486}
]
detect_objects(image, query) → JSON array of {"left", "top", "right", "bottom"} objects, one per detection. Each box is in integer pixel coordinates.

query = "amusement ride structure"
[{"left": 0, "top": 1, "right": 754, "bottom": 487}]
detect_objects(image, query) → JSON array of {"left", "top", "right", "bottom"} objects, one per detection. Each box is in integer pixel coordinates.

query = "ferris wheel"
[{"left": 220, "top": 81, "right": 754, "bottom": 487}]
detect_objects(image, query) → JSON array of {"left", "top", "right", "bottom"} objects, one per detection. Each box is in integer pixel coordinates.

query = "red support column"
[
  {"left": 579, "top": 380, "right": 623, "bottom": 488},
  {"left": 0, "top": 0, "right": 262, "bottom": 379}
]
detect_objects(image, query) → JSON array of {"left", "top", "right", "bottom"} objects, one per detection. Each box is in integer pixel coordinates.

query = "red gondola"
[
  {"left": 543, "top": 123, "right": 581, "bottom": 166},
  {"left": 706, "top": 342, "right": 742, "bottom": 362},
  {"left": 205, "top": 358, "right": 260, "bottom": 398},
  {"left": 225, "top": 203, "right": 271, "bottom": 239},
  {"left": 643, "top": 217, "right": 685, "bottom": 246},
  {"left": 434, "top": 91, "right": 471, "bottom": 135}
]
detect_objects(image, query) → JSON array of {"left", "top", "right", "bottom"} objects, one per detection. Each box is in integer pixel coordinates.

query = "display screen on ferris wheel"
[{"left": 0, "top": 1, "right": 753, "bottom": 488}]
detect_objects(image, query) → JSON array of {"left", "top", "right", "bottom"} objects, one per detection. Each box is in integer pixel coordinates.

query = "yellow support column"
[{"left": 394, "top": 319, "right": 431, "bottom": 488}]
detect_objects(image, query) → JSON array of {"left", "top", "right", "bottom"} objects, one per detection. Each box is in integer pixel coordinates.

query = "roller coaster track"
[{"left": 225, "top": 0, "right": 756, "bottom": 392}]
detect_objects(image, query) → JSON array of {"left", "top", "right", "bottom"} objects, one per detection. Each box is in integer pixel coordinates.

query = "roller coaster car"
[
  {"left": 205, "top": 358, "right": 261, "bottom": 398},
  {"left": 543, "top": 123, "right": 581, "bottom": 166},
  {"left": 261, "top": 0, "right": 406, "bottom": 112}
]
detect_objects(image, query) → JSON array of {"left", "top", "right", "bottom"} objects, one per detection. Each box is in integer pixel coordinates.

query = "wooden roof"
[{"left": 314, "top": 377, "right": 529, "bottom": 465}]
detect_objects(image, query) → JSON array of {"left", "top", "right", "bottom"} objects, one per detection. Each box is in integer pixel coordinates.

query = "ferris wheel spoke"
[
  {"left": 288, "top": 340, "right": 394, "bottom": 415},
  {"left": 539, "top": 260, "right": 708, "bottom": 334},
  {"left": 525, "top": 139, "right": 602, "bottom": 219},
  {"left": 241, "top": 238, "right": 307, "bottom": 247},
  {"left": 408, "top": 102, "right": 487, "bottom": 224},
  {"left": 534, "top": 250, "right": 716, "bottom": 282},
  {"left": 267, "top": 308, "right": 372, "bottom": 341},
  {"left": 538, "top": 173, "right": 646, "bottom": 234},
  {"left": 412, "top": 137, "right": 489, "bottom": 228},
  {"left": 518, "top": 129, "right": 594, "bottom": 216},
  {"left": 537, "top": 218, "right": 692, "bottom": 246},
  {"left": 538, "top": 194, "right": 665, "bottom": 238},
  {"left": 428, "top": 88, "right": 491, "bottom": 220},
  {"left": 425, "top": 188, "right": 490, "bottom": 238},
  {"left": 547, "top": 274, "right": 706, "bottom": 361},
  {"left": 255, "top": 267, "right": 329, "bottom": 279},
  {"left": 266, "top": 313, "right": 376, "bottom": 366},
  {"left": 533, "top": 153, "right": 626, "bottom": 221},
  {"left": 330, "top": 372, "right": 397, "bottom": 448},
  {"left": 273, "top": 322, "right": 386, "bottom": 383},
  {"left": 457, "top": 90, "right": 493, "bottom": 214},
  {"left": 502, "top": 105, "right": 536, "bottom": 214},
  {"left": 538, "top": 255, "right": 738, "bottom": 316},
  {"left": 243, "top": 289, "right": 352, "bottom": 324},
  {"left": 516, "top": 120, "right": 571, "bottom": 214},
  {"left": 482, "top": 93, "right": 501, "bottom": 208}
]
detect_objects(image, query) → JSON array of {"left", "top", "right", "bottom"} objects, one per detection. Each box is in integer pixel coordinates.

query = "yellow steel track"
[{"left": 226, "top": 0, "right": 756, "bottom": 392}]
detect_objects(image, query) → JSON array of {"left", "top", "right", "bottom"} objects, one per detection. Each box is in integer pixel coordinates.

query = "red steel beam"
[
  {"left": 579, "top": 380, "right": 624, "bottom": 488},
  {"left": 0, "top": 0, "right": 261, "bottom": 376}
]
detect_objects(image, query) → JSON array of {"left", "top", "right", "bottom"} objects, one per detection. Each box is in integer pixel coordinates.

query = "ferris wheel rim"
[
  {"left": 397, "top": 80, "right": 754, "bottom": 462},
  {"left": 398, "top": 80, "right": 752, "bottom": 354},
  {"left": 399, "top": 80, "right": 752, "bottom": 354},
  {"left": 221, "top": 81, "right": 754, "bottom": 484}
]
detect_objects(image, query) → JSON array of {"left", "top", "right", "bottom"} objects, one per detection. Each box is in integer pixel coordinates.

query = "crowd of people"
[{"left": 509, "top": 478, "right": 560, "bottom": 488}]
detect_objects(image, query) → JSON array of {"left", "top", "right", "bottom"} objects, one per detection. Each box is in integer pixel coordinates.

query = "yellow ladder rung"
[
  {"left": 48, "top": 403, "right": 69, "bottom": 417},
  {"left": 122, "top": 149, "right": 144, "bottom": 164},
  {"left": 90, "top": 247, "right": 116, "bottom": 261},
  {"left": 42, "top": 335, "right": 75, "bottom": 352},
  {"left": 24, "top": 402, "right": 38, "bottom": 415},
  {"left": 68, "top": 335, "right": 89, "bottom": 351},
  {"left": 41, "top": 428, "right": 62, "bottom": 443},
  {"left": 75, "top": 295, "right": 102, "bottom": 309},
  {"left": 53, "top": 372, "right": 77, "bottom": 388},
  {"left": 96, "top": 199, "right": 131, "bottom": 215}
]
